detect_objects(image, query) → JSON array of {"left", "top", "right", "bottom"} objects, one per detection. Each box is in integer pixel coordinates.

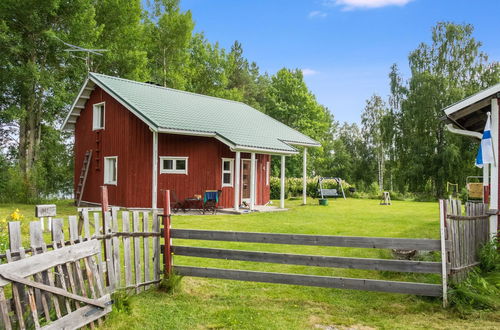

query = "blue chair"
[{"left": 203, "top": 190, "right": 222, "bottom": 214}]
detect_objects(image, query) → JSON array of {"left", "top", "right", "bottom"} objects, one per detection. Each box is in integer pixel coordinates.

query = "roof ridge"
[{"left": 89, "top": 72, "right": 248, "bottom": 107}]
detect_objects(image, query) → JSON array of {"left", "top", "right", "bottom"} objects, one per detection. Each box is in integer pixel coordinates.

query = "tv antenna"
[{"left": 55, "top": 36, "right": 108, "bottom": 71}]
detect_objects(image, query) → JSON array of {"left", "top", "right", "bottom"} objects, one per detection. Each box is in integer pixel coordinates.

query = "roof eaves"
[
  {"left": 232, "top": 144, "right": 299, "bottom": 155},
  {"left": 60, "top": 76, "right": 90, "bottom": 131},
  {"left": 443, "top": 83, "right": 500, "bottom": 116},
  {"left": 281, "top": 139, "right": 321, "bottom": 147}
]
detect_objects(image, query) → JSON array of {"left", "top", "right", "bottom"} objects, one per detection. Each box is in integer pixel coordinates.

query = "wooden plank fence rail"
[
  {"left": 175, "top": 266, "right": 443, "bottom": 297},
  {"left": 171, "top": 245, "right": 443, "bottom": 273},
  {"left": 171, "top": 229, "right": 448, "bottom": 251}
]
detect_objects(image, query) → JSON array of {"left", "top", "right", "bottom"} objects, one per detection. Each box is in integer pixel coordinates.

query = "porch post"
[
  {"left": 483, "top": 164, "right": 489, "bottom": 203},
  {"left": 234, "top": 151, "right": 241, "bottom": 211},
  {"left": 490, "top": 99, "right": 499, "bottom": 239},
  {"left": 250, "top": 153, "right": 256, "bottom": 211},
  {"left": 152, "top": 130, "right": 158, "bottom": 209},
  {"left": 303, "top": 148, "right": 307, "bottom": 205},
  {"left": 280, "top": 155, "right": 285, "bottom": 209}
]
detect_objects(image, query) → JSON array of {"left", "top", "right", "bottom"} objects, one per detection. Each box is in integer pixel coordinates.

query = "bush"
[{"left": 478, "top": 237, "right": 500, "bottom": 273}]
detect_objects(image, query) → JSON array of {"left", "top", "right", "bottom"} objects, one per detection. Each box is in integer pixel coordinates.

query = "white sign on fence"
[{"left": 35, "top": 204, "right": 56, "bottom": 231}]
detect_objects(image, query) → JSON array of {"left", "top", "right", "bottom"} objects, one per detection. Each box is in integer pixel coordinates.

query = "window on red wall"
[
  {"left": 222, "top": 158, "right": 234, "bottom": 187},
  {"left": 93, "top": 102, "right": 105, "bottom": 130},
  {"left": 160, "top": 156, "right": 188, "bottom": 174},
  {"left": 104, "top": 156, "right": 117, "bottom": 185}
]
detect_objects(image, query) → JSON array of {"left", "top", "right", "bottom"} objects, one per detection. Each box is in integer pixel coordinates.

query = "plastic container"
[{"left": 319, "top": 198, "right": 328, "bottom": 206}]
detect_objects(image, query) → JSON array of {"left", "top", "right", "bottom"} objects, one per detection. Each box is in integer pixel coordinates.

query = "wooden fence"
[
  {"left": 0, "top": 196, "right": 492, "bottom": 328},
  {"left": 169, "top": 228, "right": 450, "bottom": 304},
  {"left": 442, "top": 200, "right": 490, "bottom": 281},
  {"left": 0, "top": 209, "right": 161, "bottom": 329}
]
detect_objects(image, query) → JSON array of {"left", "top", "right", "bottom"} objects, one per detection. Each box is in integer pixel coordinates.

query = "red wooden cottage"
[{"left": 62, "top": 72, "right": 320, "bottom": 211}]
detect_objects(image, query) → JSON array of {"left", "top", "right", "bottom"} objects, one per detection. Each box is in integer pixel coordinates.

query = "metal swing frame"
[{"left": 317, "top": 177, "right": 346, "bottom": 200}]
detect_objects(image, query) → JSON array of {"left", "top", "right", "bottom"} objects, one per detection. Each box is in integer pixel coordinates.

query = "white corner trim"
[{"left": 152, "top": 131, "right": 158, "bottom": 209}]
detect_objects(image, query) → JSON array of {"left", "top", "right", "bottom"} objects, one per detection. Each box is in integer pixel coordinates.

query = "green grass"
[{"left": 1, "top": 199, "right": 499, "bottom": 329}]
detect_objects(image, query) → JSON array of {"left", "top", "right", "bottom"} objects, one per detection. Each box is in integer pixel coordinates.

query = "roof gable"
[{"left": 62, "top": 73, "right": 320, "bottom": 154}]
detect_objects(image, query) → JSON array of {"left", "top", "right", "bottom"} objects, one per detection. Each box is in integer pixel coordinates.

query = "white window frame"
[
  {"left": 104, "top": 156, "right": 118, "bottom": 185},
  {"left": 221, "top": 158, "right": 234, "bottom": 187},
  {"left": 93, "top": 102, "right": 105, "bottom": 130},
  {"left": 266, "top": 161, "right": 270, "bottom": 186},
  {"left": 160, "top": 156, "right": 189, "bottom": 174}
]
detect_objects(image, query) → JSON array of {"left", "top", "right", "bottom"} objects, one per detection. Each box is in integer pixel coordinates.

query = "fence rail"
[
  {"left": 169, "top": 228, "right": 449, "bottom": 301},
  {"left": 171, "top": 245, "right": 443, "bottom": 274},
  {"left": 171, "top": 229, "right": 448, "bottom": 251},
  {"left": 175, "top": 266, "right": 443, "bottom": 297}
]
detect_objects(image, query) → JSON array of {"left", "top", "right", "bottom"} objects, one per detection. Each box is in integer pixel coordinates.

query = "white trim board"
[{"left": 444, "top": 83, "right": 500, "bottom": 116}]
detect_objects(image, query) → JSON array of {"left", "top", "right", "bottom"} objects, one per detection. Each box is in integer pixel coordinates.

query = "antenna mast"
[{"left": 55, "top": 36, "right": 108, "bottom": 72}]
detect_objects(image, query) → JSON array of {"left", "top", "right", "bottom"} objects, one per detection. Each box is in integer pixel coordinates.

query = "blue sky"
[{"left": 179, "top": 0, "right": 500, "bottom": 124}]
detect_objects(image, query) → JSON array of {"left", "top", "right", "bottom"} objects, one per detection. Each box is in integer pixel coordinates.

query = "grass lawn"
[{"left": 1, "top": 198, "right": 498, "bottom": 329}]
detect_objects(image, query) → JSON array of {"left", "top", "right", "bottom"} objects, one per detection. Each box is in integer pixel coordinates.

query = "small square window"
[
  {"left": 160, "top": 157, "right": 188, "bottom": 174},
  {"left": 104, "top": 157, "right": 117, "bottom": 185},
  {"left": 222, "top": 158, "right": 234, "bottom": 187},
  {"left": 93, "top": 102, "right": 105, "bottom": 130}
]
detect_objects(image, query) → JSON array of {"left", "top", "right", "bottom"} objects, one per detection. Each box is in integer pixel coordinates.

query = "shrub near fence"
[{"left": 270, "top": 177, "right": 352, "bottom": 199}]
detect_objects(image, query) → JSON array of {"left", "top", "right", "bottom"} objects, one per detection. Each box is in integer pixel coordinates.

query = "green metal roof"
[{"left": 64, "top": 72, "right": 320, "bottom": 154}]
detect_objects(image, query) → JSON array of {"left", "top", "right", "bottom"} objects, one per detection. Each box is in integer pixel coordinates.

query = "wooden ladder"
[{"left": 76, "top": 150, "right": 92, "bottom": 207}]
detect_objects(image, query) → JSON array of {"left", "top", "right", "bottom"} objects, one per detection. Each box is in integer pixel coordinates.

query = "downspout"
[{"left": 445, "top": 124, "right": 482, "bottom": 140}]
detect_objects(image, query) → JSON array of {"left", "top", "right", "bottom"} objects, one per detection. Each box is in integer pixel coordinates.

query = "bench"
[{"left": 319, "top": 188, "right": 340, "bottom": 198}]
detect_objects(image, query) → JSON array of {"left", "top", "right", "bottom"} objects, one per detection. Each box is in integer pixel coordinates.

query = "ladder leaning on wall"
[{"left": 75, "top": 150, "right": 92, "bottom": 207}]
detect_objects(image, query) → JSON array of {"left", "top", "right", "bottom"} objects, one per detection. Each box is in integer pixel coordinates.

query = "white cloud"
[
  {"left": 302, "top": 68, "right": 319, "bottom": 76},
  {"left": 325, "top": 0, "right": 413, "bottom": 11},
  {"left": 308, "top": 10, "right": 328, "bottom": 18}
]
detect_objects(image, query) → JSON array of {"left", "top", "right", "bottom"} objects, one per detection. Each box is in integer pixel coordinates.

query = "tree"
[
  {"left": 361, "top": 95, "right": 388, "bottom": 191},
  {"left": 93, "top": 0, "right": 149, "bottom": 81},
  {"left": 390, "top": 22, "right": 500, "bottom": 196},
  {"left": 145, "top": 0, "right": 194, "bottom": 88},
  {"left": 0, "top": 0, "right": 99, "bottom": 197},
  {"left": 265, "top": 68, "right": 334, "bottom": 177}
]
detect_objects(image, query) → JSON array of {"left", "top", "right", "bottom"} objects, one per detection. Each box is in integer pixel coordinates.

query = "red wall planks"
[
  {"left": 74, "top": 87, "right": 270, "bottom": 209},
  {"left": 75, "top": 86, "right": 153, "bottom": 207}
]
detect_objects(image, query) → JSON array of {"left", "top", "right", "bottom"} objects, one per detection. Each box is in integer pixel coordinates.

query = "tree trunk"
[
  {"left": 19, "top": 94, "right": 42, "bottom": 178},
  {"left": 378, "top": 147, "right": 385, "bottom": 191}
]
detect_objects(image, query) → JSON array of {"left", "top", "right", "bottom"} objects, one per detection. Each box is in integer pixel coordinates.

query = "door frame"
[{"left": 240, "top": 159, "right": 257, "bottom": 203}]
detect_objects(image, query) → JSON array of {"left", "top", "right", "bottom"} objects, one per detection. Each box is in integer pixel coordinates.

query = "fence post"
[
  {"left": 439, "top": 199, "right": 448, "bottom": 308},
  {"left": 163, "top": 190, "right": 172, "bottom": 274}
]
